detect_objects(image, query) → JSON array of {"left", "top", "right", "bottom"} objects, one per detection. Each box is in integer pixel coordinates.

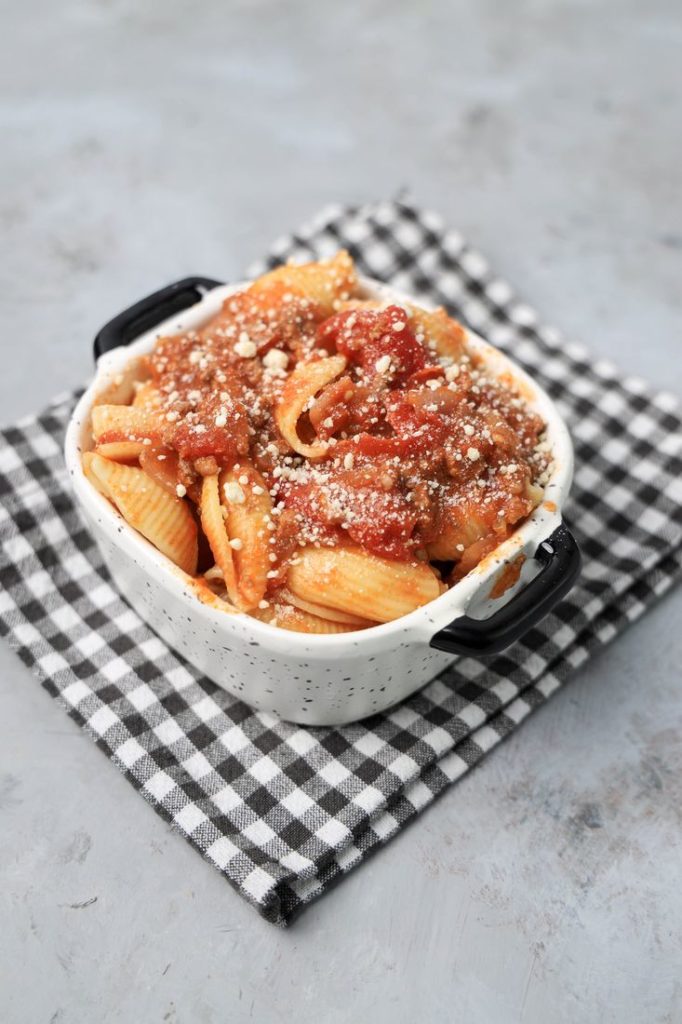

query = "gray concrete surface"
[{"left": 1, "top": 1, "right": 681, "bottom": 1021}]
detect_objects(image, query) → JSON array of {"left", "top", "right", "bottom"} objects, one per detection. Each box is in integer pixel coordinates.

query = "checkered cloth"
[{"left": 1, "top": 202, "right": 681, "bottom": 926}]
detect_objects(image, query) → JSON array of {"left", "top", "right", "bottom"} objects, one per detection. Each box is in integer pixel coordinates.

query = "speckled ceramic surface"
[{"left": 64, "top": 277, "right": 574, "bottom": 724}]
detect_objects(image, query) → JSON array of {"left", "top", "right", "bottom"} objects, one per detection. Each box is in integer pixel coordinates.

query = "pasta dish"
[{"left": 83, "top": 253, "right": 550, "bottom": 633}]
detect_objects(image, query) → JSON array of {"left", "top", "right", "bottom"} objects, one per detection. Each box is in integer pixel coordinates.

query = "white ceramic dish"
[{"left": 64, "top": 275, "right": 580, "bottom": 725}]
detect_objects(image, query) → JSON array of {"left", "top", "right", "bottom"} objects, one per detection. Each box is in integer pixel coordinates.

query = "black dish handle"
[
  {"left": 93, "top": 277, "right": 225, "bottom": 360},
  {"left": 430, "top": 521, "right": 581, "bottom": 657}
]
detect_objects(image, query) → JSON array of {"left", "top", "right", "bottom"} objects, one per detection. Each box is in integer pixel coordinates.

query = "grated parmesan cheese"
[
  {"left": 262, "top": 348, "right": 289, "bottom": 370},
  {"left": 235, "top": 335, "right": 257, "bottom": 358},
  {"left": 223, "top": 481, "right": 245, "bottom": 504}
]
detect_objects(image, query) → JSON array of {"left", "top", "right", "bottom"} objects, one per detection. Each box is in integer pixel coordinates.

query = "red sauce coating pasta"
[{"left": 90, "top": 252, "right": 551, "bottom": 628}]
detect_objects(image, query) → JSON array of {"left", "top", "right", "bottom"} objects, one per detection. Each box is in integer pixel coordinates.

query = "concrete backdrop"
[{"left": 1, "top": 1, "right": 681, "bottom": 1022}]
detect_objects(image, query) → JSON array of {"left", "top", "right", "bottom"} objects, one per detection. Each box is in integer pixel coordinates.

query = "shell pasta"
[
  {"left": 83, "top": 251, "right": 550, "bottom": 633},
  {"left": 82, "top": 452, "right": 198, "bottom": 575},
  {"left": 286, "top": 547, "right": 445, "bottom": 623}
]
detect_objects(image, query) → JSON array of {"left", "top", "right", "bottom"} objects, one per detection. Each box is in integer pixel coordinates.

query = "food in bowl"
[{"left": 82, "top": 252, "right": 552, "bottom": 634}]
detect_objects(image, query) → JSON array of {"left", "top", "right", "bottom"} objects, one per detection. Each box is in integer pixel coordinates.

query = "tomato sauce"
[{"left": 111, "top": 285, "right": 548, "bottom": 568}]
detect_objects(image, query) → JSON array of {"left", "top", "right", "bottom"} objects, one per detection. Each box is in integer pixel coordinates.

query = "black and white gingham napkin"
[{"left": 1, "top": 202, "right": 681, "bottom": 925}]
